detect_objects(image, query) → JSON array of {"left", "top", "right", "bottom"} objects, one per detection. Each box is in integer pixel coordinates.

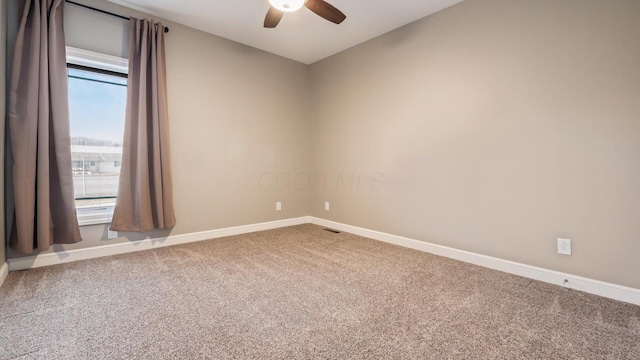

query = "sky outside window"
[
  {"left": 68, "top": 67, "right": 127, "bottom": 204},
  {"left": 68, "top": 68, "right": 127, "bottom": 145}
]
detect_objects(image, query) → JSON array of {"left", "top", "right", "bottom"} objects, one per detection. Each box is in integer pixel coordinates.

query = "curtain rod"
[{"left": 65, "top": 0, "right": 170, "bottom": 33}]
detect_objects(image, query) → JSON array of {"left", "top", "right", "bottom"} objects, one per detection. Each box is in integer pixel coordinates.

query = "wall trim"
[
  {"left": 7, "top": 217, "right": 309, "bottom": 272},
  {"left": 309, "top": 217, "right": 640, "bottom": 306},
  {"left": 7, "top": 215, "right": 639, "bottom": 306},
  {"left": 0, "top": 262, "right": 8, "bottom": 289},
  {"left": 66, "top": 46, "right": 128, "bottom": 74}
]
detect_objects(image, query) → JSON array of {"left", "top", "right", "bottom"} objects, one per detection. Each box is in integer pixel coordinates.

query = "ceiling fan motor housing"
[
  {"left": 264, "top": 0, "right": 346, "bottom": 28},
  {"left": 269, "top": 0, "right": 306, "bottom": 12}
]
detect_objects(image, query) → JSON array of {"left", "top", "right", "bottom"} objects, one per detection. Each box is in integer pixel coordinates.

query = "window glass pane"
[{"left": 68, "top": 67, "right": 127, "bottom": 207}]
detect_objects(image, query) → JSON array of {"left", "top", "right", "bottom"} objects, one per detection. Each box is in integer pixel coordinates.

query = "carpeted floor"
[{"left": 1, "top": 224, "right": 639, "bottom": 359}]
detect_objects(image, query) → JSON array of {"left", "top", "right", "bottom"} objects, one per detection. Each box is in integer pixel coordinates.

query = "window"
[{"left": 66, "top": 47, "right": 128, "bottom": 226}]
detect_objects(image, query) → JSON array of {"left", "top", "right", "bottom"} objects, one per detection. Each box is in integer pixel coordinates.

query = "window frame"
[{"left": 66, "top": 46, "right": 128, "bottom": 226}]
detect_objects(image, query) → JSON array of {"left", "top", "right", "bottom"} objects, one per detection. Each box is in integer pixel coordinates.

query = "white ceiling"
[{"left": 106, "top": 0, "right": 464, "bottom": 64}]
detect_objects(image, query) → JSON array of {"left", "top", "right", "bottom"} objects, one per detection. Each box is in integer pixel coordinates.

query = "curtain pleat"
[
  {"left": 8, "top": 0, "right": 82, "bottom": 253},
  {"left": 110, "top": 17, "right": 175, "bottom": 232}
]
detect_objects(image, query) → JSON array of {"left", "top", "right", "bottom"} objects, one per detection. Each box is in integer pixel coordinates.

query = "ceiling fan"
[{"left": 264, "top": 0, "right": 346, "bottom": 28}]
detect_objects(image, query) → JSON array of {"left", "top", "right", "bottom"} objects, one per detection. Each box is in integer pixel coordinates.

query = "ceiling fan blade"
[
  {"left": 264, "top": 6, "right": 284, "bottom": 28},
  {"left": 304, "top": 0, "right": 346, "bottom": 24}
]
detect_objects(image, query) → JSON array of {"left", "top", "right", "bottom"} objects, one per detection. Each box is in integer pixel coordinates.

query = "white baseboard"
[
  {"left": 309, "top": 217, "right": 640, "bottom": 306},
  {"left": 7, "top": 217, "right": 309, "bottom": 272},
  {"left": 6, "top": 215, "right": 639, "bottom": 306},
  {"left": 0, "top": 262, "right": 8, "bottom": 289}
]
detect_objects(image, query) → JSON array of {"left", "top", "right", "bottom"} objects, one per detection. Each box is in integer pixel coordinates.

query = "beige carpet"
[{"left": 1, "top": 224, "right": 639, "bottom": 359}]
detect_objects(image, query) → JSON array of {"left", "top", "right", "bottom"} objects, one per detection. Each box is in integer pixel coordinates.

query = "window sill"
[{"left": 77, "top": 205, "right": 114, "bottom": 226}]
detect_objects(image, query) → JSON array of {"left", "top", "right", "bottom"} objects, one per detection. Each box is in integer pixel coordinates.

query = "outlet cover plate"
[
  {"left": 557, "top": 238, "right": 571, "bottom": 256},
  {"left": 325, "top": 202, "right": 330, "bottom": 211},
  {"left": 276, "top": 202, "right": 282, "bottom": 211}
]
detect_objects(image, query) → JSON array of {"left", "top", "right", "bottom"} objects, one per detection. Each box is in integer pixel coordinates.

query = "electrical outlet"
[
  {"left": 108, "top": 230, "right": 118, "bottom": 240},
  {"left": 276, "top": 202, "right": 282, "bottom": 211},
  {"left": 557, "top": 238, "right": 571, "bottom": 256},
  {"left": 325, "top": 202, "right": 330, "bottom": 211}
]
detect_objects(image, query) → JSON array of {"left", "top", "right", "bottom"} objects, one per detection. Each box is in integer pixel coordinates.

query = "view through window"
[{"left": 68, "top": 66, "right": 127, "bottom": 208}]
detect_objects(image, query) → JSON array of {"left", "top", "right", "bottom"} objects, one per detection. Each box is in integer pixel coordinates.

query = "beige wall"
[
  {"left": 7, "top": 0, "right": 311, "bottom": 258},
  {"left": 309, "top": 0, "right": 640, "bottom": 288},
  {"left": 1, "top": 0, "right": 6, "bottom": 266},
  {"left": 65, "top": 2, "right": 130, "bottom": 58}
]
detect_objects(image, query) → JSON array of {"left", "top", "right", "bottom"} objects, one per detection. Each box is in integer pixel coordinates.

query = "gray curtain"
[
  {"left": 8, "top": 0, "right": 81, "bottom": 253},
  {"left": 110, "top": 17, "right": 175, "bottom": 232}
]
